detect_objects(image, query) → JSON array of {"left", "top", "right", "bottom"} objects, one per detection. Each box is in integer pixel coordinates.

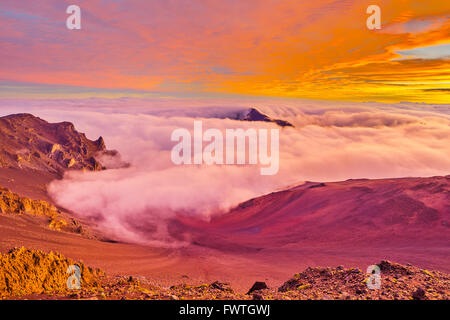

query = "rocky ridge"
[
  {"left": 0, "top": 186, "right": 84, "bottom": 233},
  {"left": 0, "top": 248, "right": 448, "bottom": 300},
  {"left": 0, "top": 113, "right": 117, "bottom": 174},
  {"left": 230, "top": 108, "right": 294, "bottom": 127}
]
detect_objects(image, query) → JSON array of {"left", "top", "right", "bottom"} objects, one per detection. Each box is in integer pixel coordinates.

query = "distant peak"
[
  {"left": 95, "top": 136, "right": 106, "bottom": 150},
  {"left": 236, "top": 107, "right": 294, "bottom": 127},
  {"left": 245, "top": 108, "right": 271, "bottom": 121}
]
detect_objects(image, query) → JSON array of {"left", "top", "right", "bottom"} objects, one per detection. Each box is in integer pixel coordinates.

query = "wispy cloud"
[
  {"left": 1, "top": 98, "right": 448, "bottom": 245},
  {"left": 395, "top": 43, "right": 450, "bottom": 60}
]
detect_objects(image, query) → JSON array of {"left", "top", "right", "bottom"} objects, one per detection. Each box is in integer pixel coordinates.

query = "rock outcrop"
[
  {"left": 0, "top": 186, "right": 81, "bottom": 232},
  {"left": 0, "top": 247, "right": 104, "bottom": 297},
  {"left": 230, "top": 108, "right": 294, "bottom": 127},
  {"left": 276, "top": 261, "right": 449, "bottom": 300},
  {"left": 0, "top": 113, "right": 116, "bottom": 174},
  {"left": 0, "top": 251, "right": 448, "bottom": 300}
]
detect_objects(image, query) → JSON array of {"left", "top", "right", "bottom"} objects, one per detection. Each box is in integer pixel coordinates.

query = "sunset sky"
[{"left": 1, "top": 0, "right": 449, "bottom": 102}]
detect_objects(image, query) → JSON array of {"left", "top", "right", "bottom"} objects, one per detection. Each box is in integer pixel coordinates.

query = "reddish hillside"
[
  {"left": 0, "top": 113, "right": 447, "bottom": 292},
  {"left": 172, "top": 176, "right": 450, "bottom": 251}
]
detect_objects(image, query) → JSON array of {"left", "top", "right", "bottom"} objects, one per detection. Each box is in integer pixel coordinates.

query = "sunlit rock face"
[{"left": 0, "top": 113, "right": 118, "bottom": 175}]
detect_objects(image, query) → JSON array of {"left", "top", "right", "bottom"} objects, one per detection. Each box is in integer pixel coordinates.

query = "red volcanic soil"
[
  {"left": 174, "top": 177, "right": 449, "bottom": 248},
  {"left": 0, "top": 113, "right": 108, "bottom": 173},
  {"left": 168, "top": 176, "right": 450, "bottom": 287},
  {"left": 2, "top": 113, "right": 447, "bottom": 293},
  {"left": 0, "top": 168, "right": 56, "bottom": 201},
  {"left": 0, "top": 114, "right": 446, "bottom": 296},
  {"left": 0, "top": 171, "right": 449, "bottom": 292}
]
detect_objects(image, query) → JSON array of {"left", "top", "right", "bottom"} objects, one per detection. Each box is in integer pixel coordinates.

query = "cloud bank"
[{"left": 0, "top": 98, "right": 448, "bottom": 245}]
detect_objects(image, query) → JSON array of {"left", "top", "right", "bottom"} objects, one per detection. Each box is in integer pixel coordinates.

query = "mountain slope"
[
  {"left": 172, "top": 176, "right": 450, "bottom": 249},
  {"left": 0, "top": 113, "right": 114, "bottom": 174}
]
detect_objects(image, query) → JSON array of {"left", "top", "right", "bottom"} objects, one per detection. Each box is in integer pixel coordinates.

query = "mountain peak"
[
  {"left": 95, "top": 136, "right": 106, "bottom": 150},
  {"left": 234, "top": 108, "right": 294, "bottom": 127},
  {"left": 0, "top": 113, "right": 117, "bottom": 175}
]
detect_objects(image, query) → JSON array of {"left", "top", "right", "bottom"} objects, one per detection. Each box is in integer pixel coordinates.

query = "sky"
[
  {"left": 0, "top": 0, "right": 449, "bottom": 103},
  {"left": 0, "top": 98, "right": 446, "bottom": 244}
]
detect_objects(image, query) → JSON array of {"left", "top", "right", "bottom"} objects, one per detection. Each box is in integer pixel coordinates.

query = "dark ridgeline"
[{"left": 230, "top": 108, "right": 294, "bottom": 127}]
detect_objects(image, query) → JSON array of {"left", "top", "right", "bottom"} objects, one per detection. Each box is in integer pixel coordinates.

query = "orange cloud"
[{"left": 0, "top": 0, "right": 449, "bottom": 102}]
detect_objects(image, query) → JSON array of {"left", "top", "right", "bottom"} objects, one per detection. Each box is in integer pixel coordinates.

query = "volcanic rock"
[
  {"left": 247, "top": 281, "right": 268, "bottom": 294},
  {"left": 230, "top": 108, "right": 294, "bottom": 127},
  {"left": 0, "top": 113, "right": 119, "bottom": 175}
]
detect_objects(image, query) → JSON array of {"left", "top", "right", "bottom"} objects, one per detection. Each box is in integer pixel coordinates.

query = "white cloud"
[{"left": 1, "top": 98, "right": 449, "bottom": 245}]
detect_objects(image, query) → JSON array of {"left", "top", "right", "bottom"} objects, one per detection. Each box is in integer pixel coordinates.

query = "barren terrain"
[{"left": 0, "top": 113, "right": 448, "bottom": 299}]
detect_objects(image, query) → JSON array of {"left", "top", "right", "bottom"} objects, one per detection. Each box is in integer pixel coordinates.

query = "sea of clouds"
[{"left": 0, "top": 98, "right": 448, "bottom": 246}]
